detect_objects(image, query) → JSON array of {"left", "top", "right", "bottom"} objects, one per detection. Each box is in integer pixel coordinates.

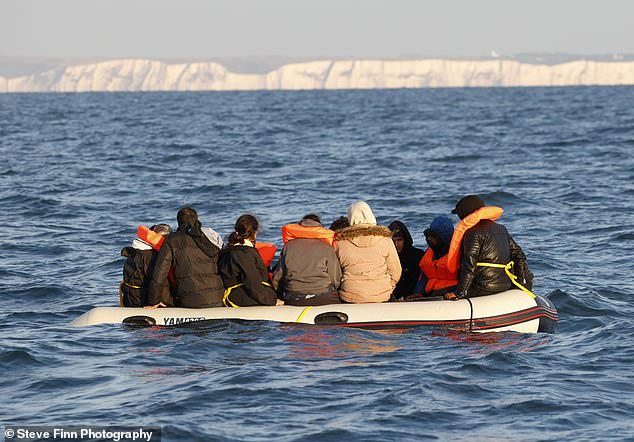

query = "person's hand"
[
  {"left": 275, "top": 299, "right": 285, "bottom": 306},
  {"left": 144, "top": 302, "right": 166, "bottom": 309},
  {"left": 443, "top": 292, "right": 458, "bottom": 301}
]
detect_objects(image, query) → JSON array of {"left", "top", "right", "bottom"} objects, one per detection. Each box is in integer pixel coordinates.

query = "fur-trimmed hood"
[
  {"left": 335, "top": 224, "right": 392, "bottom": 246},
  {"left": 334, "top": 223, "right": 402, "bottom": 303}
]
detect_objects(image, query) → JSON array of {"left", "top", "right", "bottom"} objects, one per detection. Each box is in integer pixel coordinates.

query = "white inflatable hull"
[{"left": 71, "top": 289, "right": 558, "bottom": 334}]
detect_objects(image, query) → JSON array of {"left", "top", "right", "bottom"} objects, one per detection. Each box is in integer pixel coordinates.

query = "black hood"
[
  {"left": 388, "top": 220, "right": 414, "bottom": 249},
  {"left": 178, "top": 220, "right": 220, "bottom": 259}
]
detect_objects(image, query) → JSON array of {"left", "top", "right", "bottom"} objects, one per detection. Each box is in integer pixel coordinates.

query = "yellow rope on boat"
[
  {"left": 476, "top": 261, "right": 536, "bottom": 299},
  {"left": 295, "top": 306, "right": 312, "bottom": 323}
]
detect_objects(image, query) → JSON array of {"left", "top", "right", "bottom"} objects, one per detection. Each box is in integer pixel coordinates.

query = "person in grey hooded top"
[{"left": 272, "top": 214, "right": 342, "bottom": 306}]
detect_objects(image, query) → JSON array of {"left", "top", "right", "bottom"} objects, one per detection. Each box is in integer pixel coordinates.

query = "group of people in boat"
[{"left": 120, "top": 195, "right": 534, "bottom": 309}]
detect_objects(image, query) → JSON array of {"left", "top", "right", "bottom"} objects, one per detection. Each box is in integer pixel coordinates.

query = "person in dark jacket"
[
  {"left": 388, "top": 220, "right": 425, "bottom": 300},
  {"left": 147, "top": 207, "right": 225, "bottom": 308},
  {"left": 121, "top": 224, "right": 172, "bottom": 307},
  {"left": 445, "top": 195, "right": 533, "bottom": 300},
  {"left": 272, "top": 214, "right": 342, "bottom": 306},
  {"left": 218, "top": 214, "right": 279, "bottom": 307}
]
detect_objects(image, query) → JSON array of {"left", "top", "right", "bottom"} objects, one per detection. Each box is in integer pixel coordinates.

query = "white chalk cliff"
[{"left": 1, "top": 58, "right": 634, "bottom": 93}]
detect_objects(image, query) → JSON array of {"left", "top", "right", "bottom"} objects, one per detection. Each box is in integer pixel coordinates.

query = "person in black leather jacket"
[
  {"left": 445, "top": 195, "right": 533, "bottom": 300},
  {"left": 147, "top": 207, "right": 225, "bottom": 308}
]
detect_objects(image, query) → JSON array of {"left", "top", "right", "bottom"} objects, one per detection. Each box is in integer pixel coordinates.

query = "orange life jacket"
[
  {"left": 137, "top": 225, "right": 165, "bottom": 252},
  {"left": 445, "top": 206, "right": 504, "bottom": 274},
  {"left": 255, "top": 242, "right": 277, "bottom": 269},
  {"left": 281, "top": 224, "right": 335, "bottom": 246},
  {"left": 419, "top": 248, "right": 459, "bottom": 293}
]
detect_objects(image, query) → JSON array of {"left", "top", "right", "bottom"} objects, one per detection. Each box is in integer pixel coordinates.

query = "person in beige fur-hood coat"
[{"left": 334, "top": 201, "right": 402, "bottom": 303}]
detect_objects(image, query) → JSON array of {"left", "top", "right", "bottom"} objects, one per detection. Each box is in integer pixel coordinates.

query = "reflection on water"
[
  {"left": 284, "top": 326, "right": 402, "bottom": 359},
  {"left": 432, "top": 329, "right": 553, "bottom": 354}
]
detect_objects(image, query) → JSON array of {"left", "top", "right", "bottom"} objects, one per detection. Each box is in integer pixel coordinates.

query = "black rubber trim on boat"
[
  {"left": 122, "top": 315, "right": 156, "bottom": 326},
  {"left": 314, "top": 312, "right": 349, "bottom": 325},
  {"left": 535, "top": 295, "right": 558, "bottom": 334}
]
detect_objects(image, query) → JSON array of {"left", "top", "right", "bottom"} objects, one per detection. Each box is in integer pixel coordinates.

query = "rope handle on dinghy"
[
  {"left": 476, "top": 261, "right": 536, "bottom": 299},
  {"left": 223, "top": 281, "right": 275, "bottom": 308}
]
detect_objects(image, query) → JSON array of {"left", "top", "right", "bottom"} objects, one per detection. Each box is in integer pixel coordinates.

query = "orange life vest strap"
[
  {"left": 281, "top": 224, "right": 334, "bottom": 246},
  {"left": 446, "top": 206, "right": 504, "bottom": 274},
  {"left": 137, "top": 225, "right": 165, "bottom": 252}
]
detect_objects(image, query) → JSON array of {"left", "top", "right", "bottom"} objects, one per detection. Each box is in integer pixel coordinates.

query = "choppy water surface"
[{"left": 1, "top": 87, "right": 633, "bottom": 441}]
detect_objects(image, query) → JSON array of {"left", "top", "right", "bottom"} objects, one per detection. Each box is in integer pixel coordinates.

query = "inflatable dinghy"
[{"left": 71, "top": 289, "right": 558, "bottom": 333}]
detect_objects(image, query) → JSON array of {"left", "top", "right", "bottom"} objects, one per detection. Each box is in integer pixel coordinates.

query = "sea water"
[{"left": 0, "top": 87, "right": 633, "bottom": 441}]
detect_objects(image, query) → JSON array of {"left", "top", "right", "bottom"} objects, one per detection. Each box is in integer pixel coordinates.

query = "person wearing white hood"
[
  {"left": 334, "top": 201, "right": 402, "bottom": 303},
  {"left": 120, "top": 223, "right": 172, "bottom": 307}
]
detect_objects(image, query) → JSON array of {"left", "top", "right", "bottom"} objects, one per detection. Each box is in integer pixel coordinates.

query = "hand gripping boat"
[{"left": 71, "top": 289, "right": 558, "bottom": 333}]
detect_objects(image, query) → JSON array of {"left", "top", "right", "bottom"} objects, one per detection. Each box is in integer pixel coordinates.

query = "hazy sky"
[{"left": 1, "top": 0, "right": 633, "bottom": 59}]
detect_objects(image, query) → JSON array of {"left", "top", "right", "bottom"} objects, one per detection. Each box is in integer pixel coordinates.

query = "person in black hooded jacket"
[
  {"left": 445, "top": 195, "right": 533, "bottom": 300},
  {"left": 147, "top": 207, "right": 225, "bottom": 308},
  {"left": 218, "top": 214, "right": 279, "bottom": 307},
  {"left": 388, "top": 220, "right": 425, "bottom": 300}
]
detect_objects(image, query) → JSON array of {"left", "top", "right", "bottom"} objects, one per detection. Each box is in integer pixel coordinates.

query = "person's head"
[
  {"left": 424, "top": 216, "right": 454, "bottom": 253},
  {"left": 229, "top": 214, "right": 259, "bottom": 245},
  {"left": 150, "top": 224, "right": 172, "bottom": 236},
  {"left": 299, "top": 213, "right": 322, "bottom": 226},
  {"left": 388, "top": 220, "right": 413, "bottom": 254},
  {"left": 392, "top": 236, "right": 405, "bottom": 254},
  {"left": 329, "top": 216, "right": 350, "bottom": 232},
  {"left": 451, "top": 195, "right": 485, "bottom": 220},
  {"left": 177, "top": 207, "right": 198, "bottom": 227},
  {"left": 347, "top": 201, "right": 377, "bottom": 226}
]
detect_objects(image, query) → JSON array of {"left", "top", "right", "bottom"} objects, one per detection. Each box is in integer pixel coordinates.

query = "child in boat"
[
  {"left": 120, "top": 224, "right": 172, "bottom": 307},
  {"left": 218, "top": 214, "right": 281, "bottom": 307},
  {"left": 334, "top": 202, "right": 402, "bottom": 303},
  {"left": 272, "top": 214, "right": 342, "bottom": 306}
]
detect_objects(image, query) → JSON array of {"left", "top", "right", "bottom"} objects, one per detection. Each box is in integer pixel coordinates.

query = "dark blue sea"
[{"left": 1, "top": 87, "right": 633, "bottom": 441}]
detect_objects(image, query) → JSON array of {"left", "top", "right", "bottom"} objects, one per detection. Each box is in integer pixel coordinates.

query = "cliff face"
[{"left": 2, "top": 58, "right": 634, "bottom": 93}]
